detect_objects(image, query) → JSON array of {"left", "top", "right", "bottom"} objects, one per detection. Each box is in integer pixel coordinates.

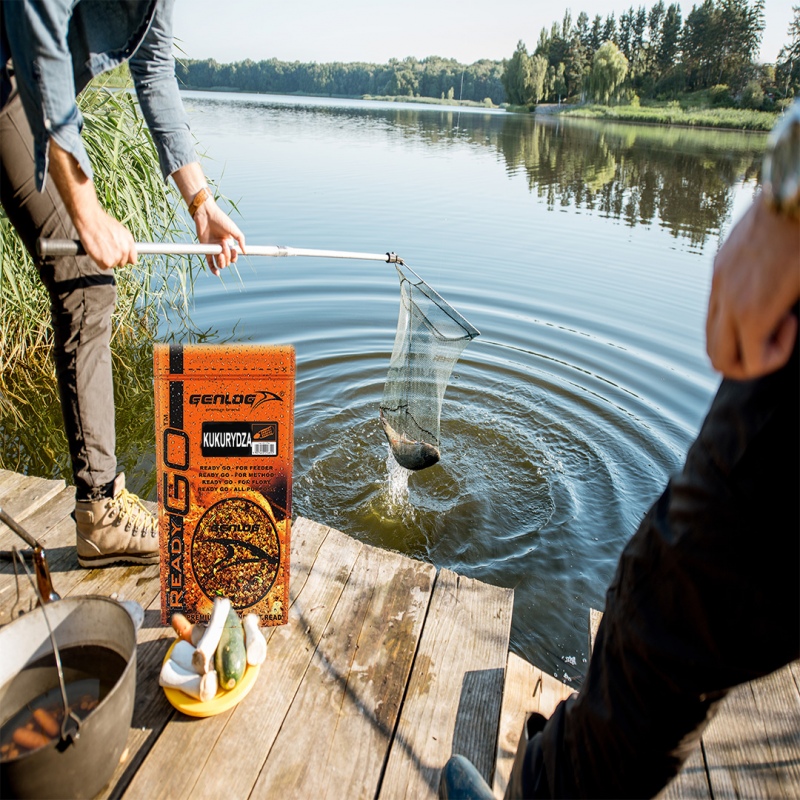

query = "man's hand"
[
  {"left": 706, "top": 197, "right": 800, "bottom": 380},
  {"left": 191, "top": 196, "right": 246, "bottom": 276},
  {"left": 172, "top": 162, "right": 246, "bottom": 276},
  {"left": 48, "top": 140, "right": 137, "bottom": 269}
]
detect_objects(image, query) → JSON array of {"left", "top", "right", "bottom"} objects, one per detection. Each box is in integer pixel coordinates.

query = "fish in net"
[{"left": 380, "top": 262, "right": 479, "bottom": 471}]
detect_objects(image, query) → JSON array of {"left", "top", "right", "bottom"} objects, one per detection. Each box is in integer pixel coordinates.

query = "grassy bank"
[
  {"left": 362, "top": 94, "right": 497, "bottom": 108},
  {"left": 551, "top": 103, "right": 778, "bottom": 131}
]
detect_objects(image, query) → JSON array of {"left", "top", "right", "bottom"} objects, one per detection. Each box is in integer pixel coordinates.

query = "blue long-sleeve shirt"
[{"left": 0, "top": 0, "right": 196, "bottom": 191}]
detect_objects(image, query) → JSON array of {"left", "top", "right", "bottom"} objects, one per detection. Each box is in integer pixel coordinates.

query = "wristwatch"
[
  {"left": 762, "top": 101, "right": 800, "bottom": 219},
  {"left": 188, "top": 186, "right": 211, "bottom": 219}
]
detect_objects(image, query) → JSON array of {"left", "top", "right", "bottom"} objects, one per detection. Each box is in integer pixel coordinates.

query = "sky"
[{"left": 173, "top": 0, "right": 796, "bottom": 68}]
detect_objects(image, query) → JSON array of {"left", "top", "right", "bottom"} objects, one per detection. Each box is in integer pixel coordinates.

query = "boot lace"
[{"left": 111, "top": 489, "right": 157, "bottom": 538}]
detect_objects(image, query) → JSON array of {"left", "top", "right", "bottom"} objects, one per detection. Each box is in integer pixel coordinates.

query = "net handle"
[{"left": 37, "top": 238, "right": 402, "bottom": 263}]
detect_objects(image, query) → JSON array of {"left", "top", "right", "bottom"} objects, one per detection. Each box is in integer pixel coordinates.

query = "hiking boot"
[{"left": 75, "top": 473, "right": 159, "bottom": 567}]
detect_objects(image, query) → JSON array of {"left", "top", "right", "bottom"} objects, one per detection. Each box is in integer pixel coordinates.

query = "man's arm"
[
  {"left": 128, "top": 0, "right": 245, "bottom": 274},
  {"left": 172, "top": 162, "right": 246, "bottom": 276},
  {"left": 48, "top": 140, "right": 137, "bottom": 269}
]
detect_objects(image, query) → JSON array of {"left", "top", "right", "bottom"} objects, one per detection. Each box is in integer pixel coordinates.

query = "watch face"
[{"left": 764, "top": 103, "right": 800, "bottom": 217}]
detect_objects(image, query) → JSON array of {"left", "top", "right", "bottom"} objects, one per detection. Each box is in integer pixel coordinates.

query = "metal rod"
[
  {"left": 38, "top": 238, "right": 401, "bottom": 263},
  {"left": 0, "top": 506, "right": 40, "bottom": 549}
]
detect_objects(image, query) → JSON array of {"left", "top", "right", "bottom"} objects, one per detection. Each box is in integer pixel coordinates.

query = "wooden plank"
[
  {"left": 749, "top": 663, "right": 800, "bottom": 798},
  {"left": 379, "top": 569, "right": 513, "bottom": 799},
  {"left": 703, "top": 681, "right": 787, "bottom": 799},
  {"left": 0, "top": 484, "right": 75, "bottom": 549},
  {"left": 122, "top": 519, "right": 355, "bottom": 800},
  {"left": 0, "top": 492, "right": 81, "bottom": 623},
  {"left": 0, "top": 471, "right": 65, "bottom": 522},
  {"left": 588, "top": 607, "right": 603, "bottom": 655},
  {"left": 492, "top": 653, "right": 574, "bottom": 799},
  {"left": 318, "top": 550, "right": 436, "bottom": 800},
  {"left": 176, "top": 520, "right": 356, "bottom": 800},
  {"left": 0, "top": 471, "right": 29, "bottom": 506},
  {"left": 658, "top": 745, "right": 710, "bottom": 799},
  {"left": 248, "top": 543, "right": 436, "bottom": 799}
]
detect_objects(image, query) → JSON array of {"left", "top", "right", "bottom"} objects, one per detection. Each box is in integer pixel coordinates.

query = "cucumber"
[{"left": 215, "top": 607, "right": 247, "bottom": 690}]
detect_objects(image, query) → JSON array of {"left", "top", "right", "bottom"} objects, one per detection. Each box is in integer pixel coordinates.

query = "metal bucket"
[{"left": 0, "top": 596, "right": 137, "bottom": 799}]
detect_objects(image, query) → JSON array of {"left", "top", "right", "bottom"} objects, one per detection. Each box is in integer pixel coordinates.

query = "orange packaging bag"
[{"left": 154, "top": 344, "right": 294, "bottom": 626}]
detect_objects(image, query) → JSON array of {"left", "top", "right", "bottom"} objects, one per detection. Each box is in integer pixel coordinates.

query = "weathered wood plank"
[
  {"left": 0, "top": 470, "right": 30, "bottom": 507},
  {"left": 249, "top": 543, "right": 436, "bottom": 800},
  {"left": 749, "top": 664, "right": 800, "bottom": 799},
  {"left": 492, "top": 653, "right": 574, "bottom": 799},
  {"left": 0, "top": 492, "right": 81, "bottom": 622},
  {"left": 0, "top": 473, "right": 65, "bottom": 522},
  {"left": 658, "top": 745, "right": 710, "bottom": 799},
  {"left": 177, "top": 521, "right": 358, "bottom": 800},
  {"left": 703, "top": 681, "right": 787, "bottom": 799},
  {"left": 122, "top": 519, "right": 353, "bottom": 800},
  {"left": 588, "top": 607, "right": 602, "bottom": 655},
  {"left": 0, "top": 484, "right": 75, "bottom": 548},
  {"left": 319, "top": 549, "right": 436, "bottom": 800},
  {"left": 379, "top": 569, "right": 513, "bottom": 799}
]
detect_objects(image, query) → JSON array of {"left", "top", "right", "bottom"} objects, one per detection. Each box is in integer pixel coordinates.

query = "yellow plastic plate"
[{"left": 161, "top": 639, "right": 260, "bottom": 718}]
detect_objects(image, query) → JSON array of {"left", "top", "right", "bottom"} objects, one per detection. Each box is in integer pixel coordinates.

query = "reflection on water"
[
  {"left": 496, "top": 116, "right": 762, "bottom": 248},
  {"left": 1, "top": 92, "right": 766, "bottom": 683}
]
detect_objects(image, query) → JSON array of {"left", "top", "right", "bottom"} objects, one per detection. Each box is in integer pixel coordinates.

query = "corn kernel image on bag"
[{"left": 154, "top": 344, "right": 294, "bottom": 626}]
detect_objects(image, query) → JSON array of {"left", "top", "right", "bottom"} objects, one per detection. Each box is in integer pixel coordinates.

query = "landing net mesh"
[{"left": 379, "top": 262, "right": 479, "bottom": 471}]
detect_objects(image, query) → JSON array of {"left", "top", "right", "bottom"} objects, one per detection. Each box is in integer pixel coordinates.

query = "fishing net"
[{"left": 380, "top": 262, "right": 479, "bottom": 471}]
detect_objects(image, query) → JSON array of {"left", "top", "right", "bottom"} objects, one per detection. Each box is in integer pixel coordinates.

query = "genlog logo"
[
  {"left": 188, "top": 390, "right": 282, "bottom": 408},
  {"left": 191, "top": 496, "right": 280, "bottom": 608}
]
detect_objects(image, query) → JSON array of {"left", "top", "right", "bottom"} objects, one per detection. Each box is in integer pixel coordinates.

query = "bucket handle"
[{"left": 12, "top": 550, "right": 82, "bottom": 744}]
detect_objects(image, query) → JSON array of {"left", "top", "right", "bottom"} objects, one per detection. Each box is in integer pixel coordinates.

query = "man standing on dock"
[
  {"left": 441, "top": 103, "right": 800, "bottom": 799},
  {"left": 0, "top": 1, "right": 245, "bottom": 567}
]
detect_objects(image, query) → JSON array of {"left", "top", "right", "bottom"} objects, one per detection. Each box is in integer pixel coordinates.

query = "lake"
[{"left": 19, "top": 91, "right": 771, "bottom": 684}]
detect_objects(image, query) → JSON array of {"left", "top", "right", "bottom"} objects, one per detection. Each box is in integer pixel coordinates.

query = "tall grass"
[{"left": 558, "top": 103, "right": 778, "bottom": 132}]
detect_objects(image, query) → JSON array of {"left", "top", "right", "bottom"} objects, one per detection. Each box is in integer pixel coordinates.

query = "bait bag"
[{"left": 154, "top": 344, "right": 294, "bottom": 627}]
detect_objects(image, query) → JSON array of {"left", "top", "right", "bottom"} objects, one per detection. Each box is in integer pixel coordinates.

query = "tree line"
[
  {"left": 175, "top": 57, "right": 506, "bottom": 105},
  {"left": 175, "top": 1, "right": 798, "bottom": 110},
  {"left": 503, "top": 0, "right": 799, "bottom": 108}
]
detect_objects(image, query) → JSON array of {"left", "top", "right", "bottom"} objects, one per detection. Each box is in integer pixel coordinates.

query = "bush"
[
  {"left": 654, "top": 65, "right": 687, "bottom": 100},
  {"left": 709, "top": 84, "right": 733, "bottom": 107},
  {"left": 740, "top": 80, "right": 765, "bottom": 110}
]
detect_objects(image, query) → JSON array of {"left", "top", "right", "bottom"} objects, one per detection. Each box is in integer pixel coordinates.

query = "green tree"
[
  {"left": 565, "top": 35, "right": 589, "bottom": 99},
  {"left": 528, "top": 54, "right": 549, "bottom": 104},
  {"left": 776, "top": 5, "right": 800, "bottom": 97},
  {"left": 588, "top": 41, "right": 630, "bottom": 103},
  {"left": 552, "top": 62, "right": 568, "bottom": 103},
  {"left": 502, "top": 40, "right": 532, "bottom": 105},
  {"left": 590, "top": 15, "right": 604, "bottom": 51},
  {"left": 657, "top": 3, "right": 682, "bottom": 76},
  {"left": 603, "top": 13, "right": 619, "bottom": 44},
  {"left": 682, "top": 0, "right": 764, "bottom": 90}
]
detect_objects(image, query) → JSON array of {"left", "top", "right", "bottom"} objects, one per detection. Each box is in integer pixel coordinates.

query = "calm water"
[
  {"left": 17, "top": 92, "right": 769, "bottom": 684},
  {"left": 172, "top": 92, "right": 766, "bottom": 683}
]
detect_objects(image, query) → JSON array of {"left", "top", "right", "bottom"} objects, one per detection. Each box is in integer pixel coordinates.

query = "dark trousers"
[
  {"left": 508, "top": 325, "right": 800, "bottom": 798},
  {"left": 0, "top": 85, "right": 117, "bottom": 493}
]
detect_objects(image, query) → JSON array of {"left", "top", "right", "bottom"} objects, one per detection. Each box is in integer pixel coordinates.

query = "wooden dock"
[{"left": 0, "top": 469, "right": 798, "bottom": 798}]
